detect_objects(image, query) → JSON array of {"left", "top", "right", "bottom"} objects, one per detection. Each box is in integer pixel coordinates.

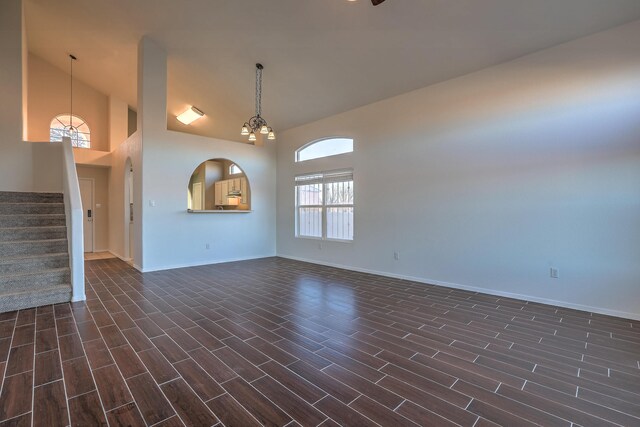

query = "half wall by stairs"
[{"left": 0, "top": 191, "right": 73, "bottom": 312}]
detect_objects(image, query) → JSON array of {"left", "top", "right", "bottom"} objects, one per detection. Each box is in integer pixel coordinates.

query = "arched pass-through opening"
[
  {"left": 187, "top": 158, "right": 251, "bottom": 212},
  {"left": 123, "top": 158, "right": 134, "bottom": 261}
]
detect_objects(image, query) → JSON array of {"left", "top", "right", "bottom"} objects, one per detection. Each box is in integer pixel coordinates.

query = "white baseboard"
[
  {"left": 108, "top": 251, "right": 131, "bottom": 263},
  {"left": 278, "top": 254, "right": 640, "bottom": 322},
  {"left": 71, "top": 294, "right": 87, "bottom": 302},
  {"left": 138, "top": 254, "right": 276, "bottom": 273}
]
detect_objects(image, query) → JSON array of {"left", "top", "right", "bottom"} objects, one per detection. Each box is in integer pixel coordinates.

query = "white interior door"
[{"left": 79, "top": 178, "right": 94, "bottom": 253}]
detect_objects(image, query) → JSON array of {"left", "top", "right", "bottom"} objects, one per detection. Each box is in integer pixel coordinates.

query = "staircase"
[{"left": 0, "top": 191, "right": 73, "bottom": 313}]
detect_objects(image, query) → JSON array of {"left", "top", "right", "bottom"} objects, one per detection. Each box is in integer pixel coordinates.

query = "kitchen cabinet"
[
  {"left": 240, "top": 178, "right": 248, "bottom": 204},
  {"left": 214, "top": 182, "right": 222, "bottom": 206},
  {"left": 214, "top": 177, "right": 249, "bottom": 206}
]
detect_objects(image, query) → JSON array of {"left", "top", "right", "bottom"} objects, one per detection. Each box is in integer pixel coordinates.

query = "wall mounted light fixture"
[{"left": 177, "top": 106, "right": 205, "bottom": 125}]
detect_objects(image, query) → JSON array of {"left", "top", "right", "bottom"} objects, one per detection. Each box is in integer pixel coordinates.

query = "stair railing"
[{"left": 61, "top": 136, "right": 86, "bottom": 302}]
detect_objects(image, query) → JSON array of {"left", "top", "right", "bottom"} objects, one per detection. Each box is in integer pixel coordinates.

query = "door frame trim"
[{"left": 78, "top": 177, "right": 95, "bottom": 253}]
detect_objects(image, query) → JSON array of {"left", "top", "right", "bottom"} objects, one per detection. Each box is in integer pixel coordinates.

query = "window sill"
[
  {"left": 187, "top": 210, "right": 252, "bottom": 214},
  {"left": 295, "top": 236, "right": 353, "bottom": 243}
]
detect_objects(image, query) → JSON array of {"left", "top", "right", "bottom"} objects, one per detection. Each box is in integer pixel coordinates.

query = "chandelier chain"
[
  {"left": 256, "top": 65, "right": 262, "bottom": 117},
  {"left": 70, "top": 55, "right": 74, "bottom": 129}
]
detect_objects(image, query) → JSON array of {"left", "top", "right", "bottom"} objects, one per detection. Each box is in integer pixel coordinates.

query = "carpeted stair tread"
[
  {"left": 0, "top": 267, "right": 71, "bottom": 293},
  {"left": 0, "top": 253, "right": 69, "bottom": 275},
  {"left": 0, "top": 202, "right": 65, "bottom": 215},
  {"left": 0, "top": 214, "right": 66, "bottom": 227},
  {"left": 0, "top": 191, "right": 63, "bottom": 203},
  {"left": 0, "top": 238, "right": 68, "bottom": 257},
  {"left": 0, "top": 226, "right": 67, "bottom": 242},
  {"left": 0, "top": 252, "right": 69, "bottom": 263},
  {"left": 0, "top": 284, "right": 72, "bottom": 312},
  {"left": 0, "top": 266, "right": 70, "bottom": 280}
]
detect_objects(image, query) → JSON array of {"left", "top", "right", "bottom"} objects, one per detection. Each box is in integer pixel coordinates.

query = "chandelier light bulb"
[
  {"left": 260, "top": 125, "right": 269, "bottom": 135},
  {"left": 268, "top": 131, "right": 276, "bottom": 140},
  {"left": 241, "top": 125, "right": 250, "bottom": 136},
  {"left": 248, "top": 132, "right": 257, "bottom": 142}
]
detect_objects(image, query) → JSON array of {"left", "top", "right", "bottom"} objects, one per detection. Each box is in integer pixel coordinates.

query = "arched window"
[
  {"left": 295, "top": 137, "right": 353, "bottom": 162},
  {"left": 50, "top": 114, "right": 91, "bottom": 148},
  {"left": 229, "top": 163, "right": 242, "bottom": 175}
]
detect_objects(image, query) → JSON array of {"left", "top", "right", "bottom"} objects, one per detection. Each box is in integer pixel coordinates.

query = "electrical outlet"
[
  {"left": 205, "top": 243, "right": 210, "bottom": 250},
  {"left": 550, "top": 268, "right": 559, "bottom": 279},
  {"left": 394, "top": 251, "right": 400, "bottom": 261}
]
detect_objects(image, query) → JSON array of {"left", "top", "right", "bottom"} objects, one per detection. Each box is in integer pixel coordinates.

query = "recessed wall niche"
[{"left": 187, "top": 159, "right": 251, "bottom": 212}]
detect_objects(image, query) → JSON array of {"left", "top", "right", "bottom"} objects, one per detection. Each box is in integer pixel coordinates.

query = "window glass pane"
[
  {"left": 295, "top": 169, "right": 354, "bottom": 241},
  {"left": 325, "top": 180, "right": 353, "bottom": 206},
  {"left": 326, "top": 207, "right": 354, "bottom": 241},
  {"left": 297, "top": 183, "right": 323, "bottom": 206},
  {"left": 296, "top": 138, "right": 353, "bottom": 162},
  {"left": 50, "top": 114, "right": 91, "bottom": 148},
  {"left": 298, "top": 207, "right": 323, "bottom": 238},
  {"left": 229, "top": 164, "right": 241, "bottom": 174}
]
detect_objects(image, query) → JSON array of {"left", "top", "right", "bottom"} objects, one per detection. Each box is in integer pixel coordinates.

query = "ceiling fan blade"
[{"left": 371, "top": 0, "right": 386, "bottom": 5}]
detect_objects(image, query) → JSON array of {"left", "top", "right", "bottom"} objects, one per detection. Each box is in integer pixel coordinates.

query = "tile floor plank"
[
  {"left": 92, "top": 364, "right": 133, "bottom": 411},
  {"left": 61, "top": 357, "right": 95, "bottom": 398},
  {"left": 105, "top": 402, "right": 145, "bottom": 427},
  {"left": 126, "top": 373, "right": 175, "bottom": 425},
  {"left": 67, "top": 391, "right": 107, "bottom": 426},
  {"left": 207, "top": 394, "right": 261, "bottom": 427},
  {"left": 161, "top": 378, "right": 219, "bottom": 426},
  {"left": 0, "top": 371, "right": 32, "bottom": 421},
  {"left": 173, "top": 358, "right": 225, "bottom": 402},
  {"left": 34, "top": 350, "right": 62, "bottom": 386},
  {"left": 33, "top": 380, "right": 68, "bottom": 427},
  {"left": 252, "top": 375, "right": 327, "bottom": 426},
  {"left": 110, "top": 345, "right": 147, "bottom": 379},
  {"left": 222, "top": 377, "right": 292, "bottom": 427}
]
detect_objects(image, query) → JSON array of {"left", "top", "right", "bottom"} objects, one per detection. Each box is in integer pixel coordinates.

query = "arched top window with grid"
[
  {"left": 295, "top": 137, "right": 353, "bottom": 162},
  {"left": 50, "top": 114, "right": 91, "bottom": 148}
]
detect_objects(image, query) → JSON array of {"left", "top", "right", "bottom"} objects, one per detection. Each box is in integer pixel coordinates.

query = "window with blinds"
[{"left": 295, "top": 170, "right": 354, "bottom": 241}]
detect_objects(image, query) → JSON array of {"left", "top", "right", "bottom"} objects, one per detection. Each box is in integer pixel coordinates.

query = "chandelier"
[{"left": 241, "top": 63, "right": 276, "bottom": 143}]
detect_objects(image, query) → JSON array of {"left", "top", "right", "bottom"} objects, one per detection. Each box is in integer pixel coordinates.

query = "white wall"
[
  {"left": 27, "top": 53, "right": 109, "bottom": 151},
  {"left": 276, "top": 20, "right": 640, "bottom": 320},
  {"left": 108, "top": 132, "right": 141, "bottom": 263},
  {"left": 108, "top": 96, "right": 128, "bottom": 152},
  {"left": 136, "top": 38, "right": 276, "bottom": 272},
  {"left": 0, "top": 0, "right": 33, "bottom": 192}
]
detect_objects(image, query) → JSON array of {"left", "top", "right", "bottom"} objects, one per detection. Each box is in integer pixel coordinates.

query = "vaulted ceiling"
[{"left": 26, "top": 0, "right": 640, "bottom": 142}]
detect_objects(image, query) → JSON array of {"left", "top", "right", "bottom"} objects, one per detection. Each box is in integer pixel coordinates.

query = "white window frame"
[
  {"left": 295, "top": 169, "right": 354, "bottom": 242},
  {"left": 295, "top": 137, "right": 354, "bottom": 162},
  {"left": 50, "top": 114, "right": 91, "bottom": 148}
]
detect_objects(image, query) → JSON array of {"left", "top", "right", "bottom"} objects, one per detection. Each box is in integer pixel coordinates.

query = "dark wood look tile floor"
[{"left": 0, "top": 257, "right": 639, "bottom": 426}]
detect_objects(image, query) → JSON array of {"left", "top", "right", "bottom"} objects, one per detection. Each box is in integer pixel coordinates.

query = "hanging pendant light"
[
  {"left": 65, "top": 54, "right": 79, "bottom": 145},
  {"left": 240, "top": 63, "right": 276, "bottom": 144}
]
